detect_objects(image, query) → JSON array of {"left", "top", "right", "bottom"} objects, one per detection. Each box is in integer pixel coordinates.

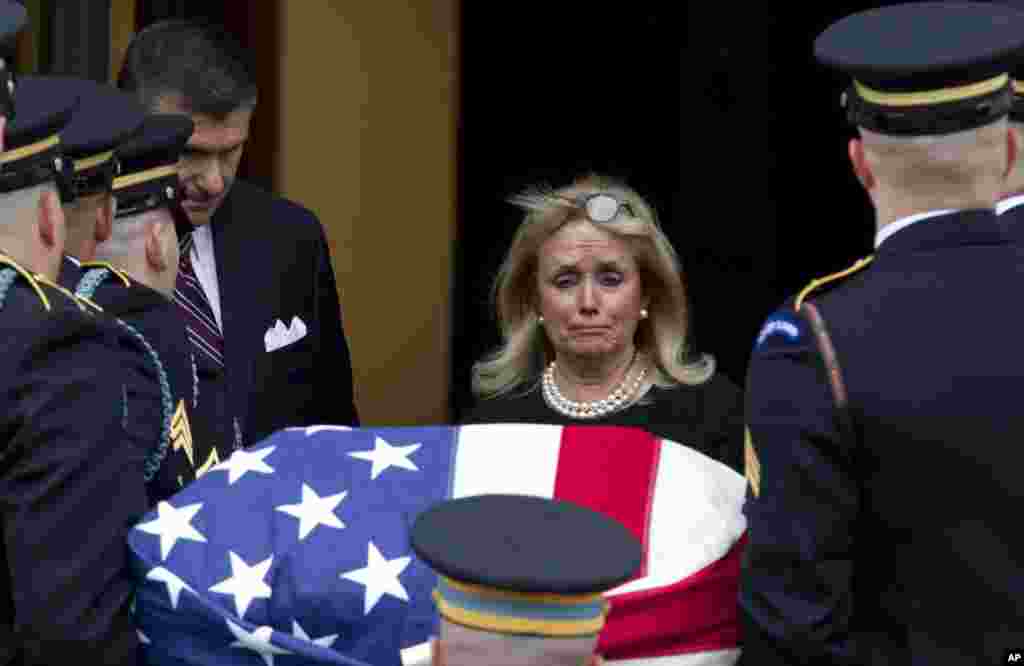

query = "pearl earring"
[
  {"left": 640, "top": 308, "right": 648, "bottom": 319},
  {"left": 538, "top": 315, "right": 545, "bottom": 324}
]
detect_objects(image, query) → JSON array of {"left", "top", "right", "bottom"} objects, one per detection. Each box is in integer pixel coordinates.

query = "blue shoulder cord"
[
  {"left": 0, "top": 267, "right": 16, "bottom": 309},
  {"left": 76, "top": 267, "right": 173, "bottom": 483}
]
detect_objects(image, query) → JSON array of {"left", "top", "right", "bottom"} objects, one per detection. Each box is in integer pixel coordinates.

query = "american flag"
[{"left": 128, "top": 424, "right": 747, "bottom": 665}]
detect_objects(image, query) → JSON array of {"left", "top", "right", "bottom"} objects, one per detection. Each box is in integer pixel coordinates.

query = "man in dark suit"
[
  {"left": 740, "top": 3, "right": 1024, "bottom": 664},
  {"left": 0, "top": 27, "right": 148, "bottom": 662},
  {"left": 117, "top": 19, "right": 360, "bottom": 453}
]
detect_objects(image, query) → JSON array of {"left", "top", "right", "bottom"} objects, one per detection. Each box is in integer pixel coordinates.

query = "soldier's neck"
[
  {"left": 0, "top": 232, "right": 55, "bottom": 279},
  {"left": 873, "top": 189, "right": 997, "bottom": 230}
]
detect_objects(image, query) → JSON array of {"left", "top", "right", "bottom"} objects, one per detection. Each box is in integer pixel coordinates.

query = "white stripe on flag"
[
  {"left": 609, "top": 440, "right": 746, "bottom": 595},
  {"left": 451, "top": 424, "right": 563, "bottom": 500},
  {"left": 608, "top": 648, "right": 741, "bottom": 665}
]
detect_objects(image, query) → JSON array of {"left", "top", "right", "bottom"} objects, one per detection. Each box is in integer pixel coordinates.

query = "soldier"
[
  {"left": 55, "top": 77, "right": 144, "bottom": 287},
  {"left": 740, "top": 3, "right": 1024, "bottom": 663},
  {"left": 67, "top": 104, "right": 219, "bottom": 503},
  {"left": 0, "top": 5, "right": 148, "bottom": 660},
  {"left": 411, "top": 494, "right": 639, "bottom": 666}
]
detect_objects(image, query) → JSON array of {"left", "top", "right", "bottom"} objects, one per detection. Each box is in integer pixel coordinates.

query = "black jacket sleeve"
[
  {"left": 3, "top": 317, "right": 149, "bottom": 665},
  {"left": 738, "top": 308, "right": 860, "bottom": 665}
]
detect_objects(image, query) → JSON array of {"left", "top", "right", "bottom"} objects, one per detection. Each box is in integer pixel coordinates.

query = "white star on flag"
[
  {"left": 292, "top": 619, "right": 338, "bottom": 648},
  {"left": 209, "top": 551, "right": 274, "bottom": 618},
  {"left": 147, "top": 566, "right": 194, "bottom": 610},
  {"left": 135, "top": 501, "right": 207, "bottom": 560},
  {"left": 226, "top": 620, "right": 291, "bottom": 666},
  {"left": 348, "top": 436, "right": 421, "bottom": 480},
  {"left": 212, "top": 445, "right": 277, "bottom": 485},
  {"left": 340, "top": 541, "right": 412, "bottom": 614},
  {"left": 275, "top": 483, "right": 347, "bottom": 541}
]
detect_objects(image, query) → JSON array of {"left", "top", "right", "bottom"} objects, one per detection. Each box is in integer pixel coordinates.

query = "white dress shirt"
[
  {"left": 874, "top": 209, "right": 956, "bottom": 249},
  {"left": 189, "top": 224, "right": 223, "bottom": 332}
]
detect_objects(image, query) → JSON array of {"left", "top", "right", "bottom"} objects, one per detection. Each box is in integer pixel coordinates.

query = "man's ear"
[
  {"left": 37, "top": 189, "right": 64, "bottom": 252},
  {"left": 95, "top": 195, "right": 114, "bottom": 243},
  {"left": 145, "top": 221, "right": 169, "bottom": 272},
  {"left": 848, "top": 137, "right": 876, "bottom": 191},
  {"left": 431, "top": 638, "right": 444, "bottom": 666}
]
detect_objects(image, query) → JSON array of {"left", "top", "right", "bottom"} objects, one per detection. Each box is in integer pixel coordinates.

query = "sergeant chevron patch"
[{"left": 745, "top": 427, "right": 761, "bottom": 497}]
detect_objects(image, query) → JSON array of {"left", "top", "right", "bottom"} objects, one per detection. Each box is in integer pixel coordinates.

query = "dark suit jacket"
[
  {"left": 741, "top": 210, "right": 1024, "bottom": 664},
  {"left": 207, "top": 180, "right": 359, "bottom": 446}
]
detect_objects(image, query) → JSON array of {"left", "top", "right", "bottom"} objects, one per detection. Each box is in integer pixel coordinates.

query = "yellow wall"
[{"left": 278, "top": 2, "right": 458, "bottom": 425}]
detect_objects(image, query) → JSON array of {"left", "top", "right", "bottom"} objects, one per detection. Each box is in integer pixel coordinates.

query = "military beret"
[
  {"left": 58, "top": 78, "right": 144, "bottom": 197},
  {"left": 410, "top": 493, "right": 642, "bottom": 637},
  {"left": 815, "top": 2, "right": 1024, "bottom": 136},
  {"left": 113, "top": 113, "right": 193, "bottom": 220},
  {"left": 0, "top": 76, "right": 77, "bottom": 197}
]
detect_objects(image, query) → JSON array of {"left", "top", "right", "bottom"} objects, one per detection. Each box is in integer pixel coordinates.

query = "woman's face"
[{"left": 535, "top": 220, "right": 646, "bottom": 363}]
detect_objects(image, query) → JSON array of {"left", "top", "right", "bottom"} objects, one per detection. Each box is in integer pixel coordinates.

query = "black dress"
[{"left": 461, "top": 372, "right": 744, "bottom": 474}]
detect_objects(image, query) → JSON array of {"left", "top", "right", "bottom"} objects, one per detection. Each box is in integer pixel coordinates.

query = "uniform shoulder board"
[
  {"left": 0, "top": 253, "right": 52, "bottom": 312},
  {"left": 793, "top": 255, "right": 874, "bottom": 310},
  {"left": 76, "top": 263, "right": 134, "bottom": 300}
]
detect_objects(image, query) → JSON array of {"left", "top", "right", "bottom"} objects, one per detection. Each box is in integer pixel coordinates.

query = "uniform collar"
[
  {"left": 875, "top": 209, "right": 956, "bottom": 248},
  {"left": 996, "top": 193, "right": 1024, "bottom": 216},
  {"left": 874, "top": 208, "right": 1005, "bottom": 258}
]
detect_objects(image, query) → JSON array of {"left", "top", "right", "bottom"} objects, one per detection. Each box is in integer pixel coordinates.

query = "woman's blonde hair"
[{"left": 471, "top": 173, "right": 713, "bottom": 398}]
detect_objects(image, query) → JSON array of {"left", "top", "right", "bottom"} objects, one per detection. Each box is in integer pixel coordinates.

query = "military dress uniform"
[
  {"left": 75, "top": 113, "right": 221, "bottom": 505},
  {"left": 0, "top": 51, "right": 148, "bottom": 664},
  {"left": 740, "top": 4, "right": 1024, "bottom": 665}
]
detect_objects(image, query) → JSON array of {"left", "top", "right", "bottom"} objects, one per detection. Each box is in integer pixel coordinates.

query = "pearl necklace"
[{"left": 542, "top": 358, "right": 648, "bottom": 419}]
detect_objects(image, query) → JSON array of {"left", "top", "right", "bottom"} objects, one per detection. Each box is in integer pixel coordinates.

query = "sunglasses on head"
[{"left": 557, "top": 192, "right": 636, "bottom": 224}]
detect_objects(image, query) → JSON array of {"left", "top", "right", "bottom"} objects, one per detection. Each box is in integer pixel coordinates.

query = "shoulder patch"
[
  {"left": 745, "top": 427, "right": 760, "bottom": 497},
  {"left": 755, "top": 311, "right": 803, "bottom": 349},
  {"left": 794, "top": 255, "right": 874, "bottom": 310}
]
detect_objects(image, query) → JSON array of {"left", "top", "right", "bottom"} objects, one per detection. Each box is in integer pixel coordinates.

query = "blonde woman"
[{"left": 463, "top": 174, "right": 743, "bottom": 472}]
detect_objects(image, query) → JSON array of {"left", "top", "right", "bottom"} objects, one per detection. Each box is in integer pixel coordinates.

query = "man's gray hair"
[
  {"left": 0, "top": 182, "right": 58, "bottom": 230},
  {"left": 94, "top": 207, "right": 165, "bottom": 261}
]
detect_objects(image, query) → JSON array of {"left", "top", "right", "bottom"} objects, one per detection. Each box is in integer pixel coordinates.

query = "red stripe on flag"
[
  {"left": 599, "top": 532, "right": 748, "bottom": 660},
  {"left": 553, "top": 425, "right": 660, "bottom": 579}
]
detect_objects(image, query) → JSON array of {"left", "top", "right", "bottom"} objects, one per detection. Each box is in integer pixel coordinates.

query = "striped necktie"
[{"left": 174, "top": 235, "right": 224, "bottom": 368}]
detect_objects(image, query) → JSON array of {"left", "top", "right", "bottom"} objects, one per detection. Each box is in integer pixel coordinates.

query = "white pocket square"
[{"left": 264, "top": 316, "right": 308, "bottom": 352}]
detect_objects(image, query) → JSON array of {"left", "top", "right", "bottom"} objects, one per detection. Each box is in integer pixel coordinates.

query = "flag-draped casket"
[{"left": 128, "top": 424, "right": 747, "bottom": 665}]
